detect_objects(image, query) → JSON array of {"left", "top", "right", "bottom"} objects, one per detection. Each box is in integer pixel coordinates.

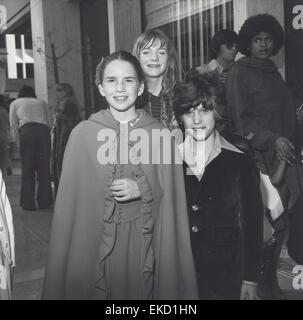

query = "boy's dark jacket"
[{"left": 183, "top": 134, "right": 263, "bottom": 283}]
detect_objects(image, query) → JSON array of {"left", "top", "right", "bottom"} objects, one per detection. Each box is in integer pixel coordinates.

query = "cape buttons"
[
  {"left": 192, "top": 204, "right": 199, "bottom": 212},
  {"left": 191, "top": 226, "right": 199, "bottom": 233}
]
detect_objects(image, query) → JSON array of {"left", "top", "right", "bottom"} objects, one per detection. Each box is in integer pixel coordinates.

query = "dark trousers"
[
  {"left": 192, "top": 238, "right": 242, "bottom": 300},
  {"left": 19, "top": 123, "right": 52, "bottom": 209}
]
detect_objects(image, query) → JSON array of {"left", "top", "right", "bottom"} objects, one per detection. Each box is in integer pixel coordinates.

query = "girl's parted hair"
[{"left": 95, "top": 50, "right": 144, "bottom": 86}]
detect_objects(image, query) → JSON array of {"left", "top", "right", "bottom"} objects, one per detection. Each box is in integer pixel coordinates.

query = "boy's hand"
[{"left": 275, "top": 137, "right": 295, "bottom": 163}]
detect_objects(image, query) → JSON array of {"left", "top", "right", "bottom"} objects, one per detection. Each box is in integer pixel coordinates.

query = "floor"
[
  {"left": 5, "top": 162, "right": 52, "bottom": 300},
  {"left": 4, "top": 160, "right": 303, "bottom": 300}
]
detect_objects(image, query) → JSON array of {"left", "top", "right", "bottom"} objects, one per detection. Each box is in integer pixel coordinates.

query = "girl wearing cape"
[{"left": 42, "top": 51, "right": 198, "bottom": 300}]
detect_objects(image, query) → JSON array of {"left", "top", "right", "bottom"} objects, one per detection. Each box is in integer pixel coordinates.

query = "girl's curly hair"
[{"left": 238, "top": 14, "right": 284, "bottom": 56}]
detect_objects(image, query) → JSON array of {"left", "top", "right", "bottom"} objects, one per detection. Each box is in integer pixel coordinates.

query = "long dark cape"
[{"left": 42, "top": 110, "right": 198, "bottom": 300}]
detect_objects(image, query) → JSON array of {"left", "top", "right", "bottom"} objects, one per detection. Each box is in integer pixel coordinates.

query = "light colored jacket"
[
  {"left": 196, "top": 59, "right": 224, "bottom": 75},
  {"left": 0, "top": 170, "right": 15, "bottom": 299}
]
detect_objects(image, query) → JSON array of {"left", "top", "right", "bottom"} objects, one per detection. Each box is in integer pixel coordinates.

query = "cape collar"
[{"left": 88, "top": 108, "right": 159, "bottom": 130}]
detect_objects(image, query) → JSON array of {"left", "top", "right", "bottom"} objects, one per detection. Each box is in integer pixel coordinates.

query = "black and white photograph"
[{"left": 0, "top": 0, "right": 303, "bottom": 304}]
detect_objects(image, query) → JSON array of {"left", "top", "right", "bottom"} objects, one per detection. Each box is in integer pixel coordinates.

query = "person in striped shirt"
[{"left": 196, "top": 29, "right": 238, "bottom": 86}]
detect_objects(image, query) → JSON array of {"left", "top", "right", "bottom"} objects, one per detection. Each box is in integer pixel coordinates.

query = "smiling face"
[
  {"left": 249, "top": 31, "right": 274, "bottom": 60},
  {"left": 98, "top": 60, "right": 144, "bottom": 114},
  {"left": 139, "top": 39, "right": 169, "bottom": 79},
  {"left": 181, "top": 103, "right": 216, "bottom": 142}
]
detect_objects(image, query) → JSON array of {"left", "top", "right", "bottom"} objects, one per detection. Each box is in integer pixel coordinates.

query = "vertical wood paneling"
[
  {"left": 187, "top": 0, "right": 193, "bottom": 68},
  {"left": 176, "top": 0, "right": 182, "bottom": 78},
  {"left": 199, "top": 1, "right": 204, "bottom": 65},
  {"left": 113, "top": 0, "right": 142, "bottom": 52}
]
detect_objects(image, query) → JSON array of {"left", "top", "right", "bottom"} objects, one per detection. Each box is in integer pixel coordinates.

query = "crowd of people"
[{"left": 1, "top": 13, "right": 303, "bottom": 300}]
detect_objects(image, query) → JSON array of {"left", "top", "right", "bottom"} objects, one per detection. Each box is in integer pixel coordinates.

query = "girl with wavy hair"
[{"left": 133, "top": 29, "right": 179, "bottom": 129}]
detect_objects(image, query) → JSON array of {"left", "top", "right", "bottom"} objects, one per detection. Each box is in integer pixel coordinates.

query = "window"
[
  {"left": 144, "top": 0, "right": 234, "bottom": 77},
  {"left": 15, "top": 34, "right": 21, "bottom": 49},
  {"left": 16, "top": 63, "right": 23, "bottom": 78},
  {"left": 25, "top": 63, "right": 34, "bottom": 78},
  {"left": 24, "top": 35, "right": 32, "bottom": 49},
  {"left": 0, "top": 34, "right": 5, "bottom": 48}
]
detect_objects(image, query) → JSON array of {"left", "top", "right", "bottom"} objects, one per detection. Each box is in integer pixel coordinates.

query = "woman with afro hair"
[{"left": 226, "top": 14, "right": 303, "bottom": 300}]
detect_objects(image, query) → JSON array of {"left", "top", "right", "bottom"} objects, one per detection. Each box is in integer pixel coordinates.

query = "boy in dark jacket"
[{"left": 174, "top": 73, "right": 264, "bottom": 300}]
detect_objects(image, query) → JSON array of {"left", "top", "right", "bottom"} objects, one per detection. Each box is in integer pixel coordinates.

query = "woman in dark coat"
[
  {"left": 174, "top": 73, "right": 263, "bottom": 300},
  {"left": 226, "top": 14, "right": 303, "bottom": 299},
  {"left": 52, "top": 83, "right": 81, "bottom": 195}
]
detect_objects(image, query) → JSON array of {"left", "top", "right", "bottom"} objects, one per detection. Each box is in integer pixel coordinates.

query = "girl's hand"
[
  {"left": 275, "top": 137, "right": 295, "bottom": 163},
  {"left": 110, "top": 178, "right": 141, "bottom": 202}
]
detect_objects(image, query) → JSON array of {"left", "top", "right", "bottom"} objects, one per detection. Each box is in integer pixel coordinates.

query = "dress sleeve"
[
  {"left": 226, "top": 65, "right": 280, "bottom": 151},
  {"left": 238, "top": 151, "right": 264, "bottom": 282}
]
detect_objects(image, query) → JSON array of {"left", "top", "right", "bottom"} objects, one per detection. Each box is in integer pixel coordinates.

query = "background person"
[
  {"left": 9, "top": 86, "right": 53, "bottom": 211},
  {"left": 132, "top": 29, "right": 179, "bottom": 129},
  {"left": 195, "top": 30, "right": 238, "bottom": 136},
  {"left": 0, "top": 95, "right": 10, "bottom": 178},
  {"left": 226, "top": 14, "right": 302, "bottom": 300},
  {"left": 5, "top": 98, "right": 16, "bottom": 171},
  {"left": 196, "top": 29, "right": 238, "bottom": 86},
  {"left": 0, "top": 169, "right": 15, "bottom": 300},
  {"left": 52, "top": 83, "right": 81, "bottom": 195}
]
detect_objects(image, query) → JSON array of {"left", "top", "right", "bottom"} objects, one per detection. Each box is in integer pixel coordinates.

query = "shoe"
[{"left": 38, "top": 206, "right": 51, "bottom": 210}]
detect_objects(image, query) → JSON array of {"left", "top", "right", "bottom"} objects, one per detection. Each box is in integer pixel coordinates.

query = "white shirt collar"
[
  {"left": 207, "top": 59, "right": 224, "bottom": 74},
  {"left": 178, "top": 130, "right": 243, "bottom": 181}
]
